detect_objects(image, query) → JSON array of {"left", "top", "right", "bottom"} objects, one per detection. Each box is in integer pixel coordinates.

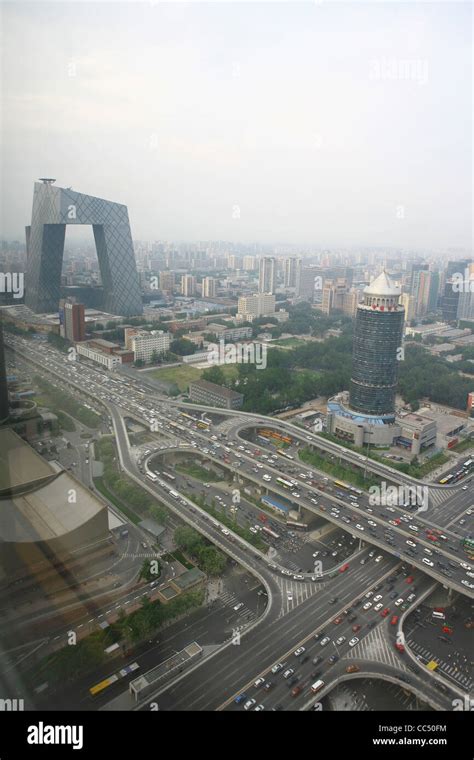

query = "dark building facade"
[
  {"left": 0, "top": 317, "right": 9, "bottom": 421},
  {"left": 25, "top": 179, "right": 143, "bottom": 317},
  {"left": 349, "top": 271, "right": 404, "bottom": 417}
]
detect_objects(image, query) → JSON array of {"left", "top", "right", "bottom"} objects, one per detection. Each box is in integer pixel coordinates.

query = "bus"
[
  {"left": 169, "top": 490, "right": 179, "bottom": 499},
  {"left": 463, "top": 459, "right": 473, "bottom": 469},
  {"left": 311, "top": 679, "right": 325, "bottom": 694},
  {"left": 276, "top": 477, "right": 294, "bottom": 490},
  {"left": 286, "top": 521, "right": 308, "bottom": 531},
  {"left": 89, "top": 674, "right": 119, "bottom": 697},
  {"left": 180, "top": 412, "right": 198, "bottom": 423},
  {"left": 262, "top": 526, "right": 280, "bottom": 540},
  {"left": 350, "top": 487, "right": 363, "bottom": 495},
  {"left": 197, "top": 420, "right": 210, "bottom": 429},
  {"left": 162, "top": 472, "right": 176, "bottom": 481},
  {"left": 104, "top": 643, "right": 120, "bottom": 655},
  {"left": 89, "top": 662, "right": 140, "bottom": 697},
  {"left": 280, "top": 451, "right": 294, "bottom": 460},
  {"left": 439, "top": 476, "right": 450, "bottom": 484},
  {"left": 146, "top": 472, "right": 158, "bottom": 482},
  {"left": 333, "top": 480, "right": 350, "bottom": 490},
  {"left": 259, "top": 429, "right": 292, "bottom": 445}
]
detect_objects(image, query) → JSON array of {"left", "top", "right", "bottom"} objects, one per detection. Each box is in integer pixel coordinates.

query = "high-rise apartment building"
[
  {"left": 202, "top": 277, "right": 217, "bottom": 298},
  {"left": 61, "top": 300, "right": 85, "bottom": 342},
  {"left": 181, "top": 275, "right": 196, "bottom": 297},
  {"left": 237, "top": 293, "right": 276, "bottom": 321},
  {"left": 243, "top": 256, "right": 256, "bottom": 271},
  {"left": 284, "top": 257, "right": 301, "bottom": 288},
  {"left": 159, "top": 271, "right": 175, "bottom": 295},
  {"left": 258, "top": 257, "right": 277, "bottom": 294},
  {"left": 296, "top": 265, "right": 317, "bottom": 302}
]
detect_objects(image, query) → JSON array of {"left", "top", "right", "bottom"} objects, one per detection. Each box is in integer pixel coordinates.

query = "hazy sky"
[{"left": 1, "top": 1, "right": 472, "bottom": 248}]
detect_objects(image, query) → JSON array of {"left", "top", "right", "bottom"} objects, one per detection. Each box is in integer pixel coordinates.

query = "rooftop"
[{"left": 364, "top": 270, "right": 401, "bottom": 297}]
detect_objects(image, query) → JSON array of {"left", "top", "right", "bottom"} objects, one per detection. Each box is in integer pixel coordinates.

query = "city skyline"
[{"left": 2, "top": 2, "right": 471, "bottom": 248}]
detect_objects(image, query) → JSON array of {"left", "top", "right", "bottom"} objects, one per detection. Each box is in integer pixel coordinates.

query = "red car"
[
  {"left": 405, "top": 576, "right": 414, "bottom": 584},
  {"left": 333, "top": 616, "right": 343, "bottom": 625},
  {"left": 339, "top": 563, "right": 349, "bottom": 573},
  {"left": 442, "top": 626, "right": 453, "bottom": 635},
  {"left": 380, "top": 608, "right": 390, "bottom": 618},
  {"left": 390, "top": 615, "right": 399, "bottom": 626},
  {"left": 352, "top": 624, "right": 361, "bottom": 633},
  {"left": 395, "top": 642, "right": 405, "bottom": 653}
]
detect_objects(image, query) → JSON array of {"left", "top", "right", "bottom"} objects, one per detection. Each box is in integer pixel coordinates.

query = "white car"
[
  {"left": 254, "top": 704, "right": 264, "bottom": 711},
  {"left": 233, "top": 602, "right": 244, "bottom": 611},
  {"left": 335, "top": 636, "right": 346, "bottom": 645},
  {"left": 294, "top": 647, "right": 306, "bottom": 657},
  {"left": 221, "top": 528, "right": 230, "bottom": 536},
  {"left": 373, "top": 595, "right": 383, "bottom": 602},
  {"left": 394, "top": 598, "right": 404, "bottom": 607},
  {"left": 271, "top": 663, "right": 283, "bottom": 674},
  {"left": 461, "top": 580, "right": 474, "bottom": 589},
  {"left": 373, "top": 603, "right": 383, "bottom": 611},
  {"left": 312, "top": 551, "right": 320, "bottom": 558},
  {"left": 407, "top": 593, "right": 416, "bottom": 602},
  {"left": 374, "top": 555, "right": 383, "bottom": 563},
  {"left": 363, "top": 601, "right": 373, "bottom": 610},
  {"left": 283, "top": 669, "right": 294, "bottom": 679},
  {"left": 367, "top": 520, "right": 377, "bottom": 527},
  {"left": 320, "top": 636, "right": 330, "bottom": 646},
  {"left": 422, "top": 558, "right": 434, "bottom": 567},
  {"left": 466, "top": 572, "right": 474, "bottom": 579},
  {"left": 423, "top": 548, "right": 433, "bottom": 555},
  {"left": 243, "top": 698, "right": 256, "bottom": 710},
  {"left": 292, "top": 492, "right": 300, "bottom": 498},
  {"left": 355, "top": 524, "right": 365, "bottom": 531},
  {"left": 409, "top": 525, "right": 419, "bottom": 532},
  {"left": 348, "top": 637, "right": 359, "bottom": 647},
  {"left": 293, "top": 574, "right": 304, "bottom": 581},
  {"left": 406, "top": 540, "right": 417, "bottom": 548},
  {"left": 461, "top": 563, "right": 472, "bottom": 571},
  {"left": 364, "top": 591, "right": 374, "bottom": 598},
  {"left": 254, "top": 678, "right": 265, "bottom": 688}
]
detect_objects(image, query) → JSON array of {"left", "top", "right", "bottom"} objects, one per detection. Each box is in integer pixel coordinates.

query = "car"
[
  {"left": 243, "top": 698, "right": 256, "bottom": 710},
  {"left": 339, "top": 563, "right": 349, "bottom": 573},
  {"left": 254, "top": 704, "right": 265, "bottom": 711},
  {"left": 329, "top": 597, "right": 338, "bottom": 604},
  {"left": 271, "top": 663, "right": 283, "bottom": 674},
  {"left": 348, "top": 637, "right": 359, "bottom": 647},
  {"left": 312, "top": 551, "right": 320, "bottom": 558},
  {"left": 390, "top": 615, "right": 399, "bottom": 625},
  {"left": 235, "top": 694, "right": 247, "bottom": 704},
  {"left": 312, "top": 656, "right": 321, "bottom": 666},
  {"left": 283, "top": 669, "right": 294, "bottom": 679},
  {"left": 333, "top": 617, "right": 343, "bottom": 625},
  {"left": 363, "top": 601, "right": 373, "bottom": 610},
  {"left": 351, "top": 624, "right": 361, "bottom": 633},
  {"left": 329, "top": 654, "right": 339, "bottom": 664},
  {"left": 294, "top": 647, "right": 306, "bottom": 657},
  {"left": 395, "top": 643, "right": 405, "bottom": 653},
  {"left": 375, "top": 555, "right": 383, "bottom": 563},
  {"left": 373, "top": 595, "right": 383, "bottom": 602},
  {"left": 380, "top": 608, "right": 390, "bottom": 618},
  {"left": 462, "top": 485, "right": 468, "bottom": 491},
  {"left": 346, "top": 664, "right": 360, "bottom": 673},
  {"left": 287, "top": 592, "right": 293, "bottom": 602},
  {"left": 368, "top": 550, "right": 375, "bottom": 558},
  {"left": 263, "top": 681, "right": 273, "bottom": 691},
  {"left": 364, "top": 591, "right": 374, "bottom": 599},
  {"left": 422, "top": 558, "right": 434, "bottom": 567},
  {"left": 233, "top": 602, "right": 244, "bottom": 611},
  {"left": 291, "top": 686, "right": 302, "bottom": 697},
  {"left": 320, "top": 636, "right": 331, "bottom": 646},
  {"left": 374, "top": 603, "right": 383, "bottom": 611},
  {"left": 394, "top": 598, "right": 404, "bottom": 607},
  {"left": 355, "top": 524, "right": 365, "bottom": 531},
  {"left": 254, "top": 678, "right": 265, "bottom": 688},
  {"left": 367, "top": 520, "right": 377, "bottom": 527},
  {"left": 335, "top": 636, "right": 346, "bottom": 645},
  {"left": 461, "top": 580, "right": 474, "bottom": 589},
  {"left": 291, "top": 492, "right": 300, "bottom": 498},
  {"left": 406, "top": 540, "right": 417, "bottom": 548},
  {"left": 293, "top": 574, "right": 304, "bottom": 581}
]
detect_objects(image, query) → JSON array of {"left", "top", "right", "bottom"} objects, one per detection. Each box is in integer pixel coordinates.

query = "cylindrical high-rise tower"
[{"left": 349, "top": 271, "right": 404, "bottom": 417}]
